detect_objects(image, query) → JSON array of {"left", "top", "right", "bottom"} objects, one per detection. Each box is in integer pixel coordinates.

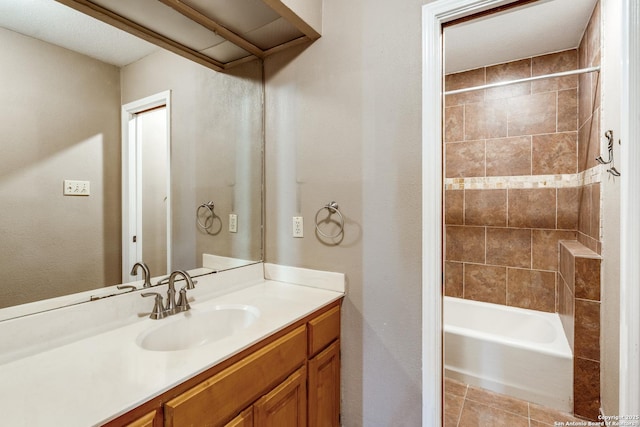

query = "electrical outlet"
[
  {"left": 293, "top": 216, "right": 304, "bottom": 238},
  {"left": 63, "top": 180, "right": 90, "bottom": 196},
  {"left": 229, "top": 213, "right": 238, "bottom": 233}
]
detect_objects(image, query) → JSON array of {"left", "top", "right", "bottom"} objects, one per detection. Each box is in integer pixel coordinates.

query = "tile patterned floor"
[{"left": 444, "top": 378, "right": 588, "bottom": 427}]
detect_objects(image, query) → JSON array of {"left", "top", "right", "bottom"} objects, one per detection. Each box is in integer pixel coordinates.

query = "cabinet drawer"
[
  {"left": 308, "top": 306, "right": 340, "bottom": 356},
  {"left": 164, "top": 326, "right": 307, "bottom": 427}
]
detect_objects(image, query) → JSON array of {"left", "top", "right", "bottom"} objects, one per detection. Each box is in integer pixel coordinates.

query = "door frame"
[
  {"left": 421, "top": 0, "right": 640, "bottom": 423},
  {"left": 618, "top": 0, "right": 640, "bottom": 416},
  {"left": 121, "top": 90, "right": 172, "bottom": 282}
]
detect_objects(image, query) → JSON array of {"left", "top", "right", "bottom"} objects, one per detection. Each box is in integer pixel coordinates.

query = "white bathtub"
[{"left": 444, "top": 296, "right": 573, "bottom": 412}]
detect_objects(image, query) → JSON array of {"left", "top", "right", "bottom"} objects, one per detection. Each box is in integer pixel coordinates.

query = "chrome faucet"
[
  {"left": 141, "top": 270, "right": 196, "bottom": 319},
  {"left": 166, "top": 270, "right": 196, "bottom": 315},
  {"left": 131, "top": 262, "right": 152, "bottom": 288}
]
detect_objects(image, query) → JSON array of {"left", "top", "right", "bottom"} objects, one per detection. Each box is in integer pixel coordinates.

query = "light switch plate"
[
  {"left": 229, "top": 214, "right": 238, "bottom": 233},
  {"left": 63, "top": 180, "right": 90, "bottom": 196},
  {"left": 293, "top": 216, "right": 303, "bottom": 238}
]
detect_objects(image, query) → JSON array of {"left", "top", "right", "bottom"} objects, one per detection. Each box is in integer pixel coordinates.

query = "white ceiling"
[
  {"left": 0, "top": 0, "right": 158, "bottom": 67},
  {"left": 444, "top": 0, "right": 599, "bottom": 74},
  {"left": 1, "top": 0, "right": 599, "bottom": 71}
]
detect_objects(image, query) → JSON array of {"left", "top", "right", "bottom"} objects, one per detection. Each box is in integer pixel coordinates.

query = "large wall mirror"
[{"left": 0, "top": 0, "right": 264, "bottom": 315}]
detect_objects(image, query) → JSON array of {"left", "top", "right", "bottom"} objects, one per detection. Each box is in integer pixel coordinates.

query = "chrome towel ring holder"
[
  {"left": 314, "top": 201, "right": 344, "bottom": 239},
  {"left": 196, "top": 201, "right": 215, "bottom": 230}
]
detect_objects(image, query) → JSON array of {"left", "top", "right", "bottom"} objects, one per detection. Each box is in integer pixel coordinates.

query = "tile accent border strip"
[{"left": 444, "top": 166, "right": 602, "bottom": 190}]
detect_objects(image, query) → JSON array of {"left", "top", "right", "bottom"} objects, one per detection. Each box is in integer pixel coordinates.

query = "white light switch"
[
  {"left": 63, "top": 180, "right": 90, "bottom": 196},
  {"left": 293, "top": 216, "right": 304, "bottom": 238},
  {"left": 229, "top": 214, "right": 238, "bottom": 233}
]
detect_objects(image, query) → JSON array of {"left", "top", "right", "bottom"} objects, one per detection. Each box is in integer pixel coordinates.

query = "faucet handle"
[
  {"left": 176, "top": 286, "right": 191, "bottom": 312},
  {"left": 141, "top": 292, "right": 167, "bottom": 320}
]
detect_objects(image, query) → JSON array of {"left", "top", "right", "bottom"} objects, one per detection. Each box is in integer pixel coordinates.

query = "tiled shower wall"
[
  {"left": 444, "top": 19, "right": 602, "bottom": 312},
  {"left": 577, "top": 1, "right": 602, "bottom": 253},
  {"left": 444, "top": 49, "right": 582, "bottom": 312}
]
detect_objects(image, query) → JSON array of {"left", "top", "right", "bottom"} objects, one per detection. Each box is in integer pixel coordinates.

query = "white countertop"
[{"left": 0, "top": 263, "right": 344, "bottom": 427}]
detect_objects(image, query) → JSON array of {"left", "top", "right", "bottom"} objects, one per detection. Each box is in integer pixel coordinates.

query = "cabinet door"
[
  {"left": 308, "top": 340, "right": 340, "bottom": 427},
  {"left": 165, "top": 326, "right": 306, "bottom": 427},
  {"left": 225, "top": 407, "right": 253, "bottom": 427},
  {"left": 254, "top": 366, "right": 307, "bottom": 427}
]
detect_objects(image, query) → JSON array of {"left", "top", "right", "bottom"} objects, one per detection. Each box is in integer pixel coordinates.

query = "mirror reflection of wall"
[
  {"left": 0, "top": 26, "right": 122, "bottom": 308},
  {"left": 0, "top": 4, "right": 263, "bottom": 311}
]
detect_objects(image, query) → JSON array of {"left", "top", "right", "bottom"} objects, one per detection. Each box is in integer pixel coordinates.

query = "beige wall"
[
  {"left": 121, "top": 51, "right": 263, "bottom": 271},
  {"left": 264, "top": 0, "right": 425, "bottom": 424},
  {"left": 0, "top": 27, "right": 121, "bottom": 308}
]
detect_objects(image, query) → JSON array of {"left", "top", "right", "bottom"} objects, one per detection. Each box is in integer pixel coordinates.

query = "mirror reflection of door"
[{"left": 122, "top": 91, "right": 171, "bottom": 282}]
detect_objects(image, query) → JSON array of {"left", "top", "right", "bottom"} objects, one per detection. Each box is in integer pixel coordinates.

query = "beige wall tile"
[
  {"left": 578, "top": 70, "right": 592, "bottom": 128},
  {"left": 444, "top": 261, "right": 464, "bottom": 298},
  {"left": 559, "top": 242, "right": 576, "bottom": 292},
  {"left": 445, "top": 189, "right": 464, "bottom": 225},
  {"left": 532, "top": 132, "right": 577, "bottom": 175},
  {"left": 464, "top": 264, "right": 507, "bottom": 304},
  {"left": 508, "top": 188, "right": 557, "bottom": 229},
  {"left": 587, "top": 3, "right": 601, "bottom": 68},
  {"left": 445, "top": 68, "right": 485, "bottom": 106},
  {"left": 557, "top": 89, "right": 578, "bottom": 132},
  {"left": 485, "top": 58, "right": 531, "bottom": 100},
  {"left": 579, "top": 184, "right": 592, "bottom": 236},
  {"left": 590, "top": 183, "right": 601, "bottom": 240},
  {"left": 507, "top": 92, "right": 557, "bottom": 136},
  {"left": 486, "top": 136, "right": 532, "bottom": 176},
  {"left": 587, "top": 109, "right": 601, "bottom": 171},
  {"left": 465, "top": 189, "right": 507, "bottom": 226},
  {"left": 557, "top": 187, "right": 581, "bottom": 230},
  {"left": 575, "top": 257, "right": 601, "bottom": 301},
  {"left": 486, "top": 228, "right": 531, "bottom": 268},
  {"left": 507, "top": 268, "right": 556, "bottom": 312},
  {"left": 445, "top": 141, "right": 485, "bottom": 178},
  {"left": 558, "top": 277, "right": 575, "bottom": 350},
  {"left": 574, "top": 358, "right": 601, "bottom": 420},
  {"left": 578, "top": 116, "right": 592, "bottom": 172},
  {"left": 575, "top": 299, "right": 601, "bottom": 361},
  {"left": 465, "top": 100, "right": 509, "bottom": 140},
  {"left": 531, "top": 50, "right": 578, "bottom": 93},
  {"left": 532, "top": 230, "right": 577, "bottom": 271},
  {"left": 445, "top": 105, "right": 464, "bottom": 143},
  {"left": 446, "top": 226, "right": 485, "bottom": 263}
]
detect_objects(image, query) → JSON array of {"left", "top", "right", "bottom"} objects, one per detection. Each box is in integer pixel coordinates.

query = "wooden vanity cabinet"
[
  {"left": 307, "top": 306, "right": 341, "bottom": 427},
  {"left": 308, "top": 340, "right": 340, "bottom": 427},
  {"left": 164, "top": 326, "right": 307, "bottom": 426},
  {"left": 253, "top": 365, "right": 307, "bottom": 426},
  {"left": 123, "top": 410, "right": 161, "bottom": 427},
  {"left": 104, "top": 300, "right": 341, "bottom": 427}
]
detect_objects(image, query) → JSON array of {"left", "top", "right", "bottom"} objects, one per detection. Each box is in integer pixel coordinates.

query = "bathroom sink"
[{"left": 137, "top": 304, "right": 260, "bottom": 351}]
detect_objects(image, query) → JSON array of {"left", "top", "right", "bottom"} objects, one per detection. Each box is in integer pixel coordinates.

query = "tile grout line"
[{"left": 456, "top": 384, "right": 469, "bottom": 427}]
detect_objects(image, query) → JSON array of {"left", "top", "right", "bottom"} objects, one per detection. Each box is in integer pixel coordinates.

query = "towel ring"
[
  {"left": 314, "top": 201, "right": 344, "bottom": 239},
  {"left": 196, "top": 201, "right": 215, "bottom": 230}
]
